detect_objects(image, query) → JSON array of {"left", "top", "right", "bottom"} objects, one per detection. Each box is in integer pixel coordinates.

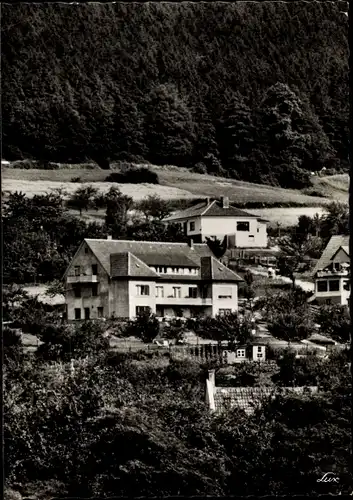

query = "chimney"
[
  {"left": 189, "top": 238, "right": 194, "bottom": 249},
  {"left": 206, "top": 197, "right": 211, "bottom": 205},
  {"left": 208, "top": 369, "right": 215, "bottom": 389},
  {"left": 107, "top": 235, "right": 112, "bottom": 240},
  {"left": 221, "top": 196, "right": 229, "bottom": 209}
]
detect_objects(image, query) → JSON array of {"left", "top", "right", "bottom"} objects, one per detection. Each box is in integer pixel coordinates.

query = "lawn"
[{"left": 2, "top": 164, "right": 339, "bottom": 205}]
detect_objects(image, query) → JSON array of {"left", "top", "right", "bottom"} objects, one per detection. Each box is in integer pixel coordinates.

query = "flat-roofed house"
[
  {"left": 64, "top": 238, "right": 243, "bottom": 321},
  {"left": 163, "top": 197, "right": 268, "bottom": 248},
  {"left": 310, "top": 235, "right": 350, "bottom": 306}
]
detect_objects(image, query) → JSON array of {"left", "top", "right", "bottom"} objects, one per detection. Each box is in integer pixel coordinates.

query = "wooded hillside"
[{"left": 2, "top": 2, "right": 349, "bottom": 188}]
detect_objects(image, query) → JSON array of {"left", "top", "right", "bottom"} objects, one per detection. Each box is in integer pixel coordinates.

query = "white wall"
[
  {"left": 128, "top": 280, "right": 156, "bottom": 319},
  {"left": 201, "top": 217, "right": 267, "bottom": 247},
  {"left": 211, "top": 283, "right": 238, "bottom": 316}
]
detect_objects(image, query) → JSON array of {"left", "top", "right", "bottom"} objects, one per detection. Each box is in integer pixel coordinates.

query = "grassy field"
[
  {"left": 2, "top": 165, "right": 343, "bottom": 205},
  {"left": 309, "top": 173, "right": 349, "bottom": 202}
]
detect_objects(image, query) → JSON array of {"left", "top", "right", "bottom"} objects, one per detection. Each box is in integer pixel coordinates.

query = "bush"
[
  {"left": 193, "top": 162, "right": 207, "bottom": 174},
  {"left": 71, "top": 176, "right": 82, "bottom": 182},
  {"left": 106, "top": 167, "right": 159, "bottom": 184}
]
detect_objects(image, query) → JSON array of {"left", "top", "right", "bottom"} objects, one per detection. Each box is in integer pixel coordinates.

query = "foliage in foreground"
[{"left": 4, "top": 348, "right": 351, "bottom": 497}]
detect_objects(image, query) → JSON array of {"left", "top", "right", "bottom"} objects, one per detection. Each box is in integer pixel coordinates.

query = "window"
[
  {"left": 92, "top": 284, "right": 98, "bottom": 296},
  {"left": 218, "top": 309, "right": 231, "bottom": 316},
  {"left": 257, "top": 353, "right": 264, "bottom": 358},
  {"left": 92, "top": 264, "right": 98, "bottom": 275},
  {"left": 257, "top": 346, "right": 262, "bottom": 352},
  {"left": 136, "top": 285, "right": 150, "bottom": 296},
  {"left": 97, "top": 307, "right": 104, "bottom": 318},
  {"left": 343, "top": 280, "right": 350, "bottom": 291},
  {"left": 74, "top": 266, "right": 80, "bottom": 276},
  {"left": 73, "top": 285, "right": 81, "bottom": 298},
  {"left": 218, "top": 287, "right": 232, "bottom": 299},
  {"left": 249, "top": 235, "right": 254, "bottom": 238},
  {"left": 74, "top": 308, "right": 81, "bottom": 320},
  {"left": 317, "top": 281, "right": 328, "bottom": 292},
  {"left": 156, "top": 286, "right": 164, "bottom": 298},
  {"left": 236, "top": 221, "right": 250, "bottom": 232},
  {"left": 328, "top": 280, "right": 340, "bottom": 292},
  {"left": 173, "top": 287, "right": 181, "bottom": 298},
  {"left": 136, "top": 306, "right": 150, "bottom": 316},
  {"left": 237, "top": 349, "right": 246, "bottom": 357},
  {"left": 84, "top": 247, "right": 89, "bottom": 254},
  {"left": 84, "top": 307, "right": 90, "bottom": 320},
  {"left": 188, "top": 287, "right": 198, "bottom": 298},
  {"left": 189, "top": 221, "right": 195, "bottom": 231}
]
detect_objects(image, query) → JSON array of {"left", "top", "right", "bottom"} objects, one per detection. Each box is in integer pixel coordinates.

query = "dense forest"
[{"left": 2, "top": 2, "right": 349, "bottom": 187}]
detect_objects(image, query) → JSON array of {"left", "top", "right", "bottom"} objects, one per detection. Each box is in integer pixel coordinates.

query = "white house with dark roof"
[
  {"left": 163, "top": 196, "right": 268, "bottom": 248},
  {"left": 63, "top": 238, "right": 243, "bottom": 321},
  {"left": 310, "top": 235, "right": 350, "bottom": 306}
]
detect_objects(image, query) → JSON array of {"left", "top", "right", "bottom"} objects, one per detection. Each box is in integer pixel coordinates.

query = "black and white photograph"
[{"left": 2, "top": 1, "right": 351, "bottom": 497}]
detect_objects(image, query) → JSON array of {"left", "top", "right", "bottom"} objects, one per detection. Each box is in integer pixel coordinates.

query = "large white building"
[
  {"left": 64, "top": 238, "right": 243, "bottom": 321},
  {"left": 163, "top": 196, "right": 268, "bottom": 248},
  {"left": 310, "top": 235, "right": 350, "bottom": 306}
]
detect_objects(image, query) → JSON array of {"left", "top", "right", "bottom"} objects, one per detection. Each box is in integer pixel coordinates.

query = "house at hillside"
[
  {"left": 163, "top": 196, "right": 268, "bottom": 248},
  {"left": 223, "top": 342, "right": 267, "bottom": 364},
  {"left": 309, "top": 235, "right": 350, "bottom": 306},
  {"left": 63, "top": 238, "right": 243, "bottom": 321},
  {"left": 205, "top": 370, "right": 318, "bottom": 414}
]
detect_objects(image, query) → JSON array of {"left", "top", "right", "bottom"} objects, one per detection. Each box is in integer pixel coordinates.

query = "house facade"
[
  {"left": 310, "top": 235, "right": 350, "bottom": 306},
  {"left": 64, "top": 238, "right": 243, "bottom": 321},
  {"left": 163, "top": 197, "right": 268, "bottom": 248}
]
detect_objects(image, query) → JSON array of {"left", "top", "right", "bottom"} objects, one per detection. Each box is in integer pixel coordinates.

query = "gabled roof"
[
  {"left": 330, "top": 245, "right": 350, "bottom": 262},
  {"left": 213, "top": 386, "right": 318, "bottom": 414},
  {"left": 201, "top": 256, "right": 243, "bottom": 282},
  {"left": 84, "top": 239, "right": 214, "bottom": 277},
  {"left": 164, "top": 200, "right": 265, "bottom": 222},
  {"left": 312, "top": 235, "right": 349, "bottom": 275},
  {"left": 110, "top": 252, "right": 159, "bottom": 279},
  {"left": 134, "top": 252, "right": 199, "bottom": 268}
]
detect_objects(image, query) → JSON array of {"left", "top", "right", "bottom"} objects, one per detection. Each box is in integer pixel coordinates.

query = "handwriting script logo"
[{"left": 317, "top": 472, "right": 339, "bottom": 483}]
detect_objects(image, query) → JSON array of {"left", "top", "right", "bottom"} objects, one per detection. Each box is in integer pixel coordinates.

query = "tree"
[
  {"left": 143, "top": 84, "right": 195, "bottom": 166},
  {"left": 267, "top": 309, "right": 314, "bottom": 342},
  {"left": 104, "top": 186, "right": 133, "bottom": 238},
  {"left": 68, "top": 186, "right": 98, "bottom": 215},
  {"left": 136, "top": 195, "right": 172, "bottom": 222},
  {"left": 320, "top": 202, "right": 349, "bottom": 238},
  {"left": 277, "top": 233, "right": 314, "bottom": 287},
  {"left": 124, "top": 309, "right": 160, "bottom": 343},
  {"left": 216, "top": 93, "right": 255, "bottom": 178},
  {"left": 193, "top": 312, "right": 253, "bottom": 348},
  {"left": 205, "top": 236, "right": 227, "bottom": 259},
  {"left": 314, "top": 304, "right": 350, "bottom": 344}
]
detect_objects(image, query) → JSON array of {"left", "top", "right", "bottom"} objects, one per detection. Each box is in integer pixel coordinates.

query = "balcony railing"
[
  {"left": 316, "top": 269, "right": 349, "bottom": 278},
  {"left": 67, "top": 275, "right": 98, "bottom": 283},
  {"left": 156, "top": 296, "right": 212, "bottom": 306}
]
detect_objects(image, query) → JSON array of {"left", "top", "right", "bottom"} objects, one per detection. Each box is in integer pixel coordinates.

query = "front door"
[{"left": 84, "top": 307, "right": 90, "bottom": 320}]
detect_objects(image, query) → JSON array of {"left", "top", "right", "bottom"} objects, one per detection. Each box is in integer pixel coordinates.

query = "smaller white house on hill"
[
  {"left": 163, "top": 196, "right": 268, "bottom": 248},
  {"left": 309, "top": 235, "right": 350, "bottom": 306}
]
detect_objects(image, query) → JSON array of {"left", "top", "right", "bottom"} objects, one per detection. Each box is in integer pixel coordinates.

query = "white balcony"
[
  {"left": 156, "top": 297, "right": 213, "bottom": 306},
  {"left": 316, "top": 269, "right": 349, "bottom": 278},
  {"left": 67, "top": 275, "right": 98, "bottom": 283}
]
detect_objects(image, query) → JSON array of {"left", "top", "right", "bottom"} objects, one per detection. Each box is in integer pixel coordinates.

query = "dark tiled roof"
[
  {"left": 134, "top": 253, "right": 199, "bottom": 268},
  {"left": 164, "top": 200, "right": 263, "bottom": 222},
  {"left": 110, "top": 252, "right": 158, "bottom": 279},
  {"left": 201, "top": 256, "right": 243, "bottom": 282},
  {"left": 214, "top": 386, "right": 318, "bottom": 414},
  {"left": 85, "top": 239, "right": 214, "bottom": 277},
  {"left": 312, "top": 235, "right": 349, "bottom": 275}
]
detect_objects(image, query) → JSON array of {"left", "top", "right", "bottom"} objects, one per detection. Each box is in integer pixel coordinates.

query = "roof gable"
[
  {"left": 84, "top": 239, "right": 214, "bottom": 277},
  {"left": 164, "top": 200, "right": 265, "bottom": 222},
  {"left": 110, "top": 252, "right": 158, "bottom": 279},
  {"left": 312, "top": 235, "right": 349, "bottom": 275},
  {"left": 330, "top": 245, "right": 350, "bottom": 263},
  {"left": 200, "top": 256, "right": 243, "bottom": 281}
]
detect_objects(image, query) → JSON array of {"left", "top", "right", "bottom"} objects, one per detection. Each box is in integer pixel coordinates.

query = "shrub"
[
  {"left": 193, "top": 162, "right": 207, "bottom": 174},
  {"left": 71, "top": 176, "right": 82, "bottom": 182},
  {"left": 105, "top": 167, "right": 159, "bottom": 184}
]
